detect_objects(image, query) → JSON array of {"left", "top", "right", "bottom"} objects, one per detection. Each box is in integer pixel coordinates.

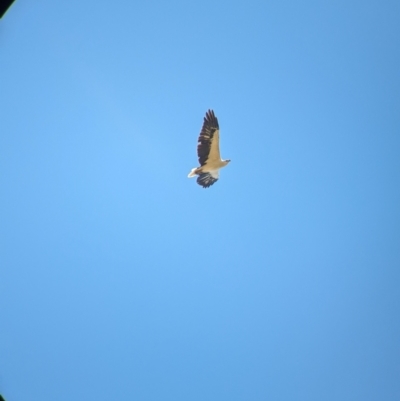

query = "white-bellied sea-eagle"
[{"left": 188, "top": 110, "right": 230, "bottom": 188}]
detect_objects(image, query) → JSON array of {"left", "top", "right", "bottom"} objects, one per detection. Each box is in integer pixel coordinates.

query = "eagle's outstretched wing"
[
  {"left": 197, "top": 110, "right": 220, "bottom": 166},
  {"left": 197, "top": 170, "right": 219, "bottom": 188}
]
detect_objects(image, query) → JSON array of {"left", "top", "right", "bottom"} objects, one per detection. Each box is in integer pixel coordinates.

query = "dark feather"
[
  {"left": 197, "top": 173, "right": 218, "bottom": 188},
  {"left": 197, "top": 109, "right": 219, "bottom": 166}
]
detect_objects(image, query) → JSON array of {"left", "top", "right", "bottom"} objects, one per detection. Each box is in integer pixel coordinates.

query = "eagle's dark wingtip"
[
  {"left": 0, "top": 0, "right": 15, "bottom": 19},
  {"left": 203, "top": 109, "right": 219, "bottom": 129},
  {"left": 197, "top": 172, "right": 218, "bottom": 188}
]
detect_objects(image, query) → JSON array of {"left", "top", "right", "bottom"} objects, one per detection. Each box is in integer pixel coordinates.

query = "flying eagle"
[{"left": 188, "top": 110, "right": 231, "bottom": 188}]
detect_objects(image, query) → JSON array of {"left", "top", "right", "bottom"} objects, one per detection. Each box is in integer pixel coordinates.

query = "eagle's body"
[{"left": 188, "top": 110, "right": 230, "bottom": 188}]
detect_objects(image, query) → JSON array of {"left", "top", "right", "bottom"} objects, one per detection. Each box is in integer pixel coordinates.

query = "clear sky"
[{"left": 1, "top": 1, "right": 399, "bottom": 400}]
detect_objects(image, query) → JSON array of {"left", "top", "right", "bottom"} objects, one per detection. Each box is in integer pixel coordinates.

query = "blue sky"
[{"left": 1, "top": 1, "right": 399, "bottom": 400}]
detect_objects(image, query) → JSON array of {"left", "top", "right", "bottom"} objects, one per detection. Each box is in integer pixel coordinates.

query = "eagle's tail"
[{"left": 188, "top": 167, "right": 199, "bottom": 178}]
